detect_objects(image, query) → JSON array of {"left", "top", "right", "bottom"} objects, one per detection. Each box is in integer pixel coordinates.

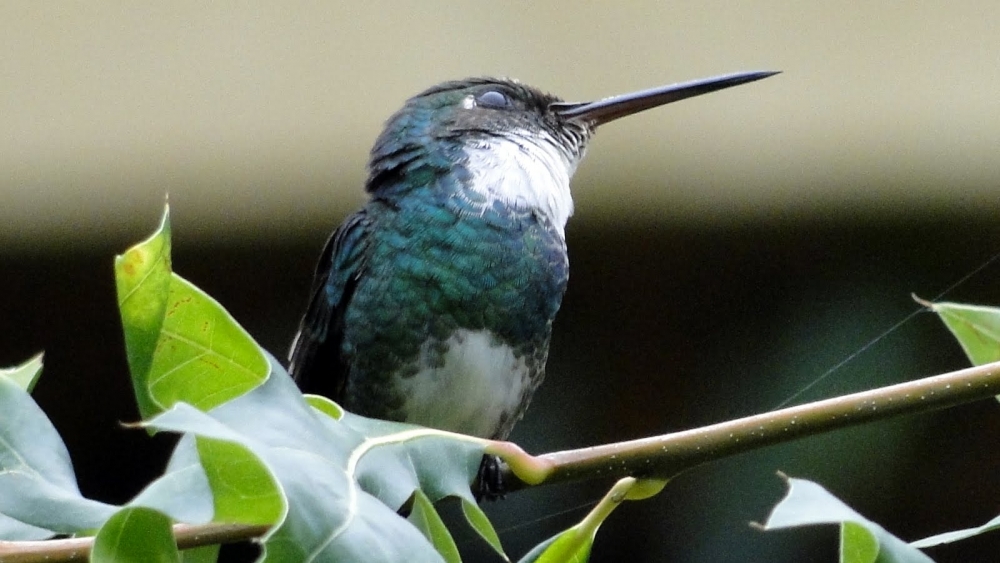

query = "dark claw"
[{"left": 474, "top": 454, "right": 507, "bottom": 502}]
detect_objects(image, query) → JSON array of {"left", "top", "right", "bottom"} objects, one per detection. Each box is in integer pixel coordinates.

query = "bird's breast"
[
  {"left": 340, "top": 183, "right": 569, "bottom": 438},
  {"left": 391, "top": 328, "right": 536, "bottom": 438}
]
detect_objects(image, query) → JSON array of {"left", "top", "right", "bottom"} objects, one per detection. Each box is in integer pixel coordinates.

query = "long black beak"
[{"left": 551, "top": 70, "right": 779, "bottom": 126}]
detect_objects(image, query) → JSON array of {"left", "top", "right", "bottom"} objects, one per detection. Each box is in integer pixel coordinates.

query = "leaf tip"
[
  {"left": 305, "top": 395, "right": 345, "bottom": 420},
  {"left": 622, "top": 478, "right": 667, "bottom": 501},
  {"left": 911, "top": 293, "right": 934, "bottom": 309},
  {"left": 0, "top": 352, "right": 45, "bottom": 393}
]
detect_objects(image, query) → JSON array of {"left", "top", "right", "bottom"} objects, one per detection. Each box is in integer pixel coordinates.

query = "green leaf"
[
  {"left": 0, "top": 376, "right": 117, "bottom": 538},
  {"left": 0, "top": 352, "right": 43, "bottom": 393},
  {"left": 920, "top": 299, "right": 1000, "bottom": 366},
  {"left": 519, "top": 533, "right": 591, "bottom": 563},
  {"left": 144, "top": 275, "right": 269, "bottom": 412},
  {"left": 910, "top": 512, "right": 1000, "bottom": 548},
  {"left": 461, "top": 499, "right": 507, "bottom": 561},
  {"left": 518, "top": 477, "right": 642, "bottom": 563},
  {"left": 181, "top": 544, "right": 219, "bottom": 563},
  {"left": 115, "top": 206, "right": 173, "bottom": 418},
  {"left": 841, "top": 521, "right": 880, "bottom": 563},
  {"left": 0, "top": 355, "right": 52, "bottom": 542},
  {"left": 0, "top": 514, "right": 52, "bottom": 541},
  {"left": 759, "top": 476, "right": 934, "bottom": 563},
  {"left": 408, "top": 490, "right": 460, "bottom": 563},
  {"left": 196, "top": 437, "right": 282, "bottom": 525},
  {"left": 115, "top": 204, "right": 268, "bottom": 418},
  {"left": 344, "top": 413, "right": 505, "bottom": 558},
  {"left": 144, "top": 354, "right": 491, "bottom": 563},
  {"left": 127, "top": 437, "right": 214, "bottom": 525},
  {"left": 91, "top": 506, "right": 179, "bottom": 563},
  {"left": 115, "top": 209, "right": 497, "bottom": 561},
  {"left": 304, "top": 394, "right": 344, "bottom": 420}
]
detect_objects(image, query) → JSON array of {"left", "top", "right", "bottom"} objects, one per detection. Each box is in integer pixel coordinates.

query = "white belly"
[{"left": 393, "top": 329, "right": 531, "bottom": 438}]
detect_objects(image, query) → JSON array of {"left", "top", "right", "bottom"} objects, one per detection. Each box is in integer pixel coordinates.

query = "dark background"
[
  {"left": 4, "top": 211, "right": 1000, "bottom": 562},
  {"left": 4, "top": 3, "right": 1000, "bottom": 561}
]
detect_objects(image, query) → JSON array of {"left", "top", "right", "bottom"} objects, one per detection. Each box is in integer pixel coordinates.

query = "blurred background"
[{"left": 3, "top": 3, "right": 1000, "bottom": 561}]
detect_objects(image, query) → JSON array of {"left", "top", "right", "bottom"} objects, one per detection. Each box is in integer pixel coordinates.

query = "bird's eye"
[{"left": 475, "top": 90, "right": 510, "bottom": 109}]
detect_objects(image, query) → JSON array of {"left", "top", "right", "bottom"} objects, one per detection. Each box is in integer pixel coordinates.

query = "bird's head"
[{"left": 365, "top": 72, "right": 778, "bottom": 230}]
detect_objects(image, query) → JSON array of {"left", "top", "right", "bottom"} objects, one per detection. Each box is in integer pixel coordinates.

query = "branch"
[
  {"left": 497, "top": 359, "right": 1000, "bottom": 490},
  {"left": 0, "top": 523, "right": 270, "bottom": 563},
  {"left": 6, "top": 360, "right": 1000, "bottom": 561}
]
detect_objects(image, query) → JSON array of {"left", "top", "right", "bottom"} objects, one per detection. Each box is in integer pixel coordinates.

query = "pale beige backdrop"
[{"left": 2, "top": 3, "right": 997, "bottom": 249}]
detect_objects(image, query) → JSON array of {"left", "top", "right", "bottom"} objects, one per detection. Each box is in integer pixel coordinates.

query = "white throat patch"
[{"left": 462, "top": 132, "right": 577, "bottom": 235}]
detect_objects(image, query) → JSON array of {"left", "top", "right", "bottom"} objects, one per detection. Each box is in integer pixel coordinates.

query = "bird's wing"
[{"left": 288, "top": 209, "right": 371, "bottom": 400}]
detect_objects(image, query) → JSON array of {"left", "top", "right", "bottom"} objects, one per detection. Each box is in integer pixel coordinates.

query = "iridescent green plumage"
[
  {"left": 289, "top": 72, "right": 778, "bottom": 439},
  {"left": 290, "top": 78, "right": 584, "bottom": 438}
]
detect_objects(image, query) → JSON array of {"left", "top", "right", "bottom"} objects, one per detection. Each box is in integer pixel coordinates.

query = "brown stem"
[
  {"left": 0, "top": 523, "right": 270, "bottom": 563},
  {"left": 499, "top": 359, "right": 1000, "bottom": 490}
]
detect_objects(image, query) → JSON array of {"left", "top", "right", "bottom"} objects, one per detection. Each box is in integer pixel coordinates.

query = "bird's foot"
[{"left": 474, "top": 454, "right": 507, "bottom": 502}]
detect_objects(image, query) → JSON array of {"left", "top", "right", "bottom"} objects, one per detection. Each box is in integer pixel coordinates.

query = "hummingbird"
[{"left": 289, "top": 71, "right": 777, "bottom": 441}]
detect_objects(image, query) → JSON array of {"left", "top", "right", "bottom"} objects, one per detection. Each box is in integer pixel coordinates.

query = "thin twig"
[
  {"left": 0, "top": 523, "right": 270, "bottom": 563},
  {"left": 499, "top": 359, "right": 1000, "bottom": 490}
]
